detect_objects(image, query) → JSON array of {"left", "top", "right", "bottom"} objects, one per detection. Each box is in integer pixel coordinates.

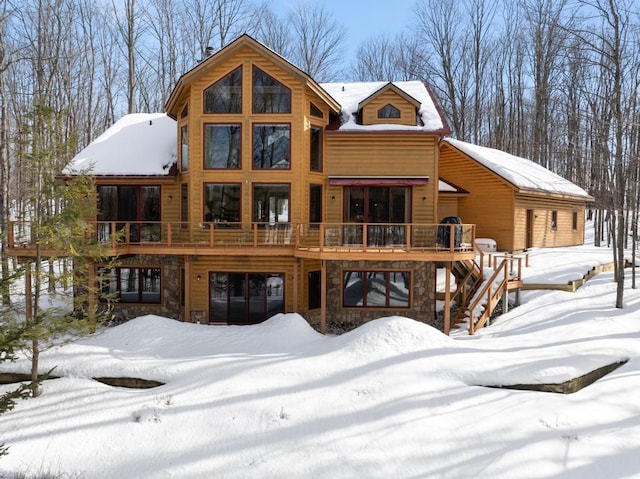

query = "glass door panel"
[
  {"left": 344, "top": 187, "right": 364, "bottom": 244},
  {"left": 228, "top": 273, "right": 246, "bottom": 324},
  {"left": 343, "top": 186, "right": 410, "bottom": 246},
  {"left": 97, "top": 186, "right": 117, "bottom": 242},
  {"left": 266, "top": 274, "right": 285, "bottom": 317},
  {"left": 118, "top": 186, "right": 139, "bottom": 241},
  {"left": 210, "top": 272, "right": 285, "bottom": 324},
  {"left": 210, "top": 273, "right": 229, "bottom": 322},
  {"left": 248, "top": 274, "right": 266, "bottom": 324},
  {"left": 141, "top": 186, "right": 160, "bottom": 241}
]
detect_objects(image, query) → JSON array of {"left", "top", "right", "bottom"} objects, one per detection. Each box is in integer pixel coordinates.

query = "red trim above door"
[{"left": 329, "top": 177, "right": 429, "bottom": 186}]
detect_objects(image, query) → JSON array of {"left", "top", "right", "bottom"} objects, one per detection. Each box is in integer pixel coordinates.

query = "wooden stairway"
[{"left": 449, "top": 251, "right": 526, "bottom": 335}]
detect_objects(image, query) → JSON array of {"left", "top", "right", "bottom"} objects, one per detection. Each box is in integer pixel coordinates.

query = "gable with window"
[{"left": 359, "top": 84, "right": 421, "bottom": 126}]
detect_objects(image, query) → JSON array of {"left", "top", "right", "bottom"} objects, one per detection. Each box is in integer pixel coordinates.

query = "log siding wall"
[{"left": 439, "top": 142, "right": 587, "bottom": 251}]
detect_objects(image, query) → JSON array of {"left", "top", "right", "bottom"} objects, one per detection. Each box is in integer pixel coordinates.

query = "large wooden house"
[{"left": 6, "top": 34, "right": 592, "bottom": 334}]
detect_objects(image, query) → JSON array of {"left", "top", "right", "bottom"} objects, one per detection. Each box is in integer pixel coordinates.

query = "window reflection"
[
  {"left": 343, "top": 271, "right": 410, "bottom": 308},
  {"left": 253, "top": 184, "right": 289, "bottom": 223},
  {"left": 204, "top": 66, "right": 242, "bottom": 113},
  {"left": 204, "top": 183, "right": 241, "bottom": 225},
  {"left": 253, "top": 124, "right": 290, "bottom": 169},
  {"left": 210, "top": 272, "right": 284, "bottom": 324},
  {"left": 99, "top": 267, "right": 161, "bottom": 304},
  {"left": 253, "top": 66, "right": 291, "bottom": 113},
  {"left": 204, "top": 124, "right": 241, "bottom": 169}
]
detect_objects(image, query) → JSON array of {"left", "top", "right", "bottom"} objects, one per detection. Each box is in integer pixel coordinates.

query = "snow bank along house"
[{"left": 7, "top": 34, "right": 593, "bottom": 334}]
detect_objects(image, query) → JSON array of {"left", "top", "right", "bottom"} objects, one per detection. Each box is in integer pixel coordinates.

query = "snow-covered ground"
[{"left": 1, "top": 227, "right": 640, "bottom": 478}]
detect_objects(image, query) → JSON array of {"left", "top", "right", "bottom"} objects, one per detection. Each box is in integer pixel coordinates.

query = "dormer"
[{"left": 358, "top": 83, "right": 421, "bottom": 126}]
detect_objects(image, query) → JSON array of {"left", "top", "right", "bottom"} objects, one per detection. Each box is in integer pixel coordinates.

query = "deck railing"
[{"left": 7, "top": 221, "right": 476, "bottom": 254}]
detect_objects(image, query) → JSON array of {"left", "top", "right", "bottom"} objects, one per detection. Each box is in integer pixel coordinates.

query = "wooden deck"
[{"left": 6, "top": 221, "right": 477, "bottom": 261}]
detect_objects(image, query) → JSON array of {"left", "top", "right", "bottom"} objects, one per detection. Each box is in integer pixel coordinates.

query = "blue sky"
[{"left": 268, "top": 0, "right": 415, "bottom": 62}]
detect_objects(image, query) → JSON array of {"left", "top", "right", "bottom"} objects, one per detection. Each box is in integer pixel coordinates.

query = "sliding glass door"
[
  {"left": 209, "top": 272, "right": 284, "bottom": 324},
  {"left": 343, "top": 186, "right": 410, "bottom": 246}
]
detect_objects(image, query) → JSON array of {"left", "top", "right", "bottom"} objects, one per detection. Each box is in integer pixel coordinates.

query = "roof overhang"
[{"left": 515, "top": 188, "right": 595, "bottom": 202}]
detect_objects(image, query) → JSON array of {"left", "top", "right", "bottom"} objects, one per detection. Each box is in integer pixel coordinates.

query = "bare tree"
[
  {"left": 213, "top": 0, "right": 252, "bottom": 49},
  {"left": 354, "top": 34, "right": 397, "bottom": 81},
  {"left": 112, "top": 0, "right": 145, "bottom": 114},
  {"left": 287, "top": 2, "right": 346, "bottom": 81},
  {"left": 570, "top": 0, "right": 636, "bottom": 307},
  {"left": 181, "top": 0, "right": 219, "bottom": 64},
  {"left": 466, "top": 0, "right": 497, "bottom": 144},
  {"left": 353, "top": 33, "right": 428, "bottom": 82},
  {"left": 521, "top": 0, "right": 570, "bottom": 169},
  {"left": 95, "top": 8, "right": 121, "bottom": 126},
  {"left": 0, "top": 1, "right": 15, "bottom": 305},
  {"left": 141, "top": 0, "right": 181, "bottom": 110},
  {"left": 252, "top": 2, "right": 292, "bottom": 60},
  {"left": 415, "top": 0, "right": 471, "bottom": 139},
  {"left": 483, "top": 4, "right": 522, "bottom": 154}
]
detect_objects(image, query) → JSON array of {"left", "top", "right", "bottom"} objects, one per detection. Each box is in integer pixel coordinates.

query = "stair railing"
[{"left": 467, "top": 259, "right": 509, "bottom": 335}]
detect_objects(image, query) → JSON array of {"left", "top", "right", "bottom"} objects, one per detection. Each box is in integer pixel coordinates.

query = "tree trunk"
[{"left": 30, "top": 339, "right": 40, "bottom": 397}]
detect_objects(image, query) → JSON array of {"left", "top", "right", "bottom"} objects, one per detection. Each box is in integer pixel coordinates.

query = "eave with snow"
[
  {"left": 64, "top": 113, "right": 178, "bottom": 179},
  {"left": 440, "top": 137, "right": 593, "bottom": 251}
]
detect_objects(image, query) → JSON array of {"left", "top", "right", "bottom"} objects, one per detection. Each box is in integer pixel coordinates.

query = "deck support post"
[
  {"left": 321, "top": 259, "right": 327, "bottom": 334},
  {"left": 444, "top": 262, "right": 451, "bottom": 335},
  {"left": 293, "top": 258, "right": 299, "bottom": 312},
  {"left": 184, "top": 255, "right": 191, "bottom": 322},
  {"left": 502, "top": 290, "right": 509, "bottom": 314}
]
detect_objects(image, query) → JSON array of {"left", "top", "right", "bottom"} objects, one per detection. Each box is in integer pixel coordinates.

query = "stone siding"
[
  {"left": 106, "top": 255, "right": 183, "bottom": 322},
  {"left": 304, "top": 260, "right": 437, "bottom": 334}
]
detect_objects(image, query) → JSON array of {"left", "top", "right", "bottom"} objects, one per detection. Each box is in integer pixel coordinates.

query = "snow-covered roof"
[
  {"left": 64, "top": 113, "right": 177, "bottom": 176},
  {"left": 320, "top": 81, "right": 446, "bottom": 132},
  {"left": 443, "top": 138, "right": 593, "bottom": 199}
]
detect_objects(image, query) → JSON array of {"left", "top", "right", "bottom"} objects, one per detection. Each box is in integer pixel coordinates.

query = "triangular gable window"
[
  {"left": 204, "top": 66, "right": 242, "bottom": 113},
  {"left": 378, "top": 104, "right": 401, "bottom": 119},
  {"left": 310, "top": 102, "right": 324, "bottom": 118},
  {"left": 253, "top": 66, "right": 291, "bottom": 113}
]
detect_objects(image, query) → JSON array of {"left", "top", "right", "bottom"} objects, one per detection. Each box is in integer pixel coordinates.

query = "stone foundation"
[
  {"left": 304, "top": 260, "right": 437, "bottom": 334},
  {"left": 107, "top": 255, "right": 182, "bottom": 322}
]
